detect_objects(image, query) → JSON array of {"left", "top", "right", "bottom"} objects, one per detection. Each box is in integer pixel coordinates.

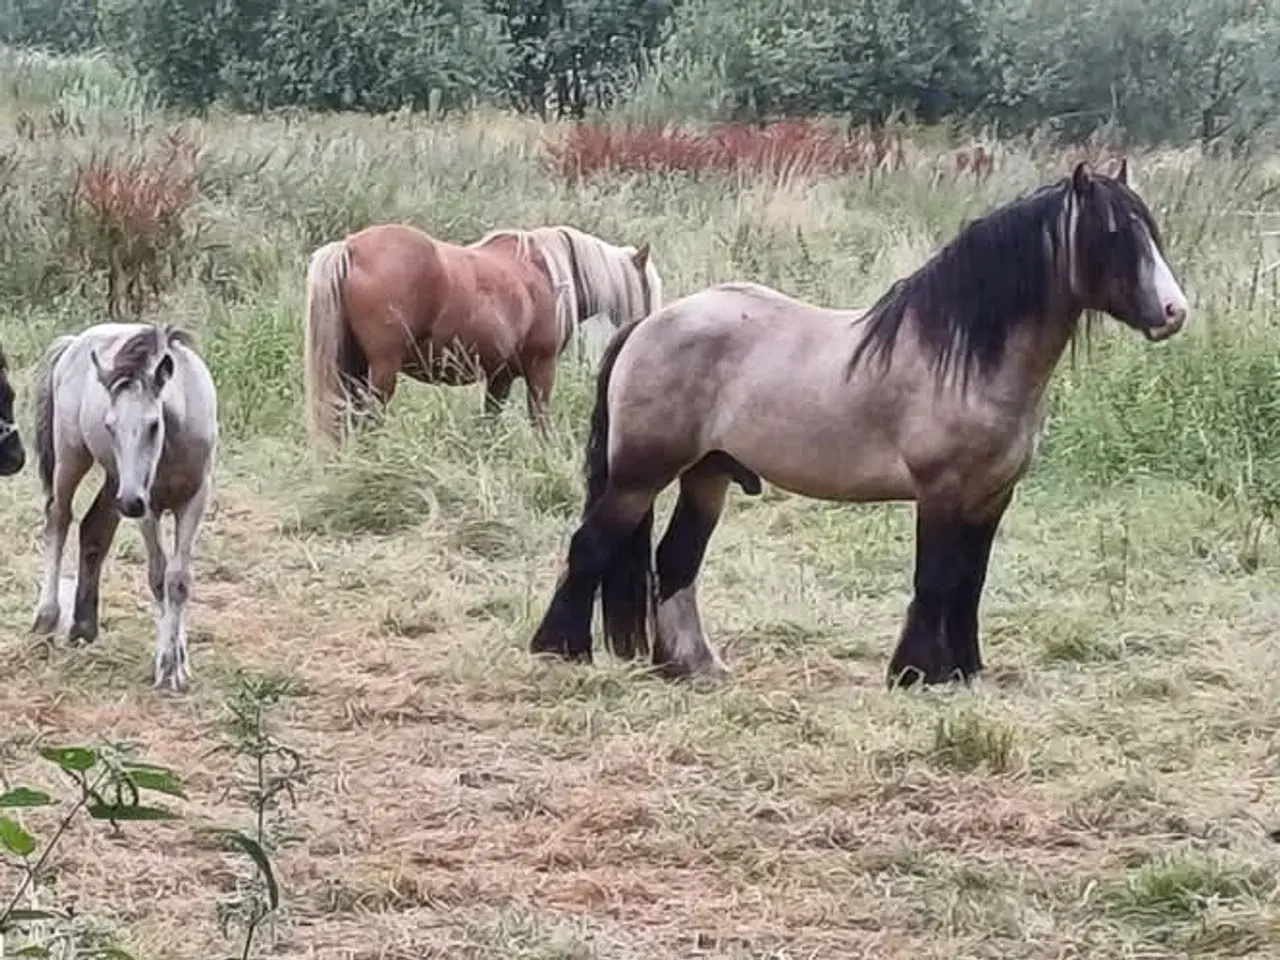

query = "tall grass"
[{"left": 0, "top": 54, "right": 1276, "bottom": 527}]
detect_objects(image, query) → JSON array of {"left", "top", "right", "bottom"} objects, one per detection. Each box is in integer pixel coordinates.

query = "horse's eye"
[{"left": 147, "top": 421, "right": 160, "bottom": 439}]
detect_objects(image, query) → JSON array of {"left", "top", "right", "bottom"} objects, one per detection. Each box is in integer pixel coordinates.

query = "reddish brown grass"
[
  {"left": 73, "top": 133, "right": 200, "bottom": 318},
  {"left": 547, "top": 120, "right": 909, "bottom": 183}
]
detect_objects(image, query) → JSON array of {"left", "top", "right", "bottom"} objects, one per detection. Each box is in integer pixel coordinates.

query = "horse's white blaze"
[
  {"left": 106, "top": 385, "right": 165, "bottom": 514},
  {"left": 1147, "top": 231, "right": 1188, "bottom": 323}
]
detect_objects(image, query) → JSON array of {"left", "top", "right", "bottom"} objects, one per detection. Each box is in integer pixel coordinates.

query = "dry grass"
[{"left": 2, "top": 61, "right": 1280, "bottom": 960}]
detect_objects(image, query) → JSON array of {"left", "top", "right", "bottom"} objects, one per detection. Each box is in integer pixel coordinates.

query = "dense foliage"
[{"left": 4, "top": 0, "right": 1280, "bottom": 144}]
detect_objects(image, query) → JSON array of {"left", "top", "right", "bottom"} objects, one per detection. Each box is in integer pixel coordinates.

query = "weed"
[
  {"left": 206, "top": 670, "right": 307, "bottom": 960},
  {"left": 0, "top": 744, "right": 185, "bottom": 959}
]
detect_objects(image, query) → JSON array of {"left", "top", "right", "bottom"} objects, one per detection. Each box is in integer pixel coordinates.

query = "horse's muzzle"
[{"left": 117, "top": 494, "right": 147, "bottom": 518}]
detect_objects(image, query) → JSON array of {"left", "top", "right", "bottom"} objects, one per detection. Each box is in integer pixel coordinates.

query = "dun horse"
[
  {"left": 0, "top": 346, "right": 25, "bottom": 476},
  {"left": 303, "top": 223, "right": 662, "bottom": 444},
  {"left": 530, "top": 161, "right": 1189, "bottom": 687},
  {"left": 32, "top": 322, "right": 219, "bottom": 692}
]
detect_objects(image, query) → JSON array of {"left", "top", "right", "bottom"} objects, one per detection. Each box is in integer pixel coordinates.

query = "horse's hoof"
[
  {"left": 530, "top": 628, "right": 591, "bottom": 662},
  {"left": 154, "top": 667, "right": 188, "bottom": 693},
  {"left": 886, "top": 663, "right": 954, "bottom": 690},
  {"left": 31, "top": 608, "right": 60, "bottom": 635},
  {"left": 67, "top": 624, "right": 98, "bottom": 647}
]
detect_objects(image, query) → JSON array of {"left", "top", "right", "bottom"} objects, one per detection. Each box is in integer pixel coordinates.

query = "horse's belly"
[
  {"left": 402, "top": 340, "right": 486, "bottom": 385},
  {"left": 733, "top": 434, "right": 915, "bottom": 503}
]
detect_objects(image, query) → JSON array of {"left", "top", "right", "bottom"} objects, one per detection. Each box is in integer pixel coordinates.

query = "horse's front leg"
[
  {"left": 523, "top": 353, "right": 557, "bottom": 437},
  {"left": 69, "top": 478, "right": 122, "bottom": 646},
  {"left": 154, "top": 480, "right": 211, "bottom": 692},
  {"left": 140, "top": 514, "right": 168, "bottom": 611},
  {"left": 33, "top": 453, "right": 91, "bottom": 635}
]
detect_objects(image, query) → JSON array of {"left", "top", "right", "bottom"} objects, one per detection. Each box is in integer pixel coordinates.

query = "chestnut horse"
[
  {"left": 529, "top": 160, "right": 1190, "bottom": 688},
  {"left": 0, "top": 345, "right": 25, "bottom": 476},
  {"left": 303, "top": 223, "right": 662, "bottom": 444}
]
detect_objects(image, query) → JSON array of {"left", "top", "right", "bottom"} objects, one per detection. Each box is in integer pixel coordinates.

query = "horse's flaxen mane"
[
  {"left": 101, "top": 324, "right": 196, "bottom": 394},
  {"left": 845, "top": 172, "right": 1161, "bottom": 383},
  {"left": 477, "top": 226, "right": 661, "bottom": 353}
]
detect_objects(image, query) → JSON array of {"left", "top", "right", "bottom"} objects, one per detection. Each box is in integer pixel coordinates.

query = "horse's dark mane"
[
  {"left": 103, "top": 324, "right": 196, "bottom": 393},
  {"left": 846, "top": 173, "right": 1160, "bottom": 381},
  {"left": 0, "top": 346, "right": 7, "bottom": 376}
]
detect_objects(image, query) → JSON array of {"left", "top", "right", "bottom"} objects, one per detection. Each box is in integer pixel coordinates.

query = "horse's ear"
[
  {"left": 632, "top": 243, "right": 650, "bottom": 272},
  {"left": 90, "top": 349, "right": 110, "bottom": 388},
  {"left": 152, "top": 352, "right": 174, "bottom": 392},
  {"left": 1071, "top": 161, "right": 1093, "bottom": 195},
  {"left": 1115, "top": 156, "right": 1128, "bottom": 185}
]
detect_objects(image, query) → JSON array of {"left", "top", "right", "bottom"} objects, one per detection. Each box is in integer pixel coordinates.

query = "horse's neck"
[{"left": 986, "top": 308, "right": 1082, "bottom": 411}]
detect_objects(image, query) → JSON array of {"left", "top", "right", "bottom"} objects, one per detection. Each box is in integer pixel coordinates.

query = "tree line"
[{"left": 3, "top": 0, "right": 1280, "bottom": 148}]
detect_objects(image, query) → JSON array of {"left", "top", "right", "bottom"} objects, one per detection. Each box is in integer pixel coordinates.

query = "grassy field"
[{"left": 4, "top": 51, "right": 1280, "bottom": 959}]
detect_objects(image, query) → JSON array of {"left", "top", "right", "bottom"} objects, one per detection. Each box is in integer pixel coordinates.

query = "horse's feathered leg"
[
  {"left": 887, "top": 495, "right": 1010, "bottom": 689},
  {"left": 154, "top": 478, "right": 211, "bottom": 692},
  {"left": 652, "top": 461, "right": 733, "bottom": 680},
  {"left": 943, "top": 494, "right": 1012, "bottom": 682}
]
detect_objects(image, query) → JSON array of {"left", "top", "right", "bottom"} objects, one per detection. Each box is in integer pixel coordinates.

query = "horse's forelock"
[{"left": 101, "top": 324, "right": 192, "bottom": 395}]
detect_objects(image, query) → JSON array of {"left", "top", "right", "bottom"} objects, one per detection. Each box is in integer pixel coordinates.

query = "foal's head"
[
  {"left": 91, "top": 328, "right": 178, "bottom": 518},
  {"left": 0, "top": 347, "right": 25, "bottom": 477},
  {"left": 1064, "top": 160, "right": 1188, "bottom": 341}
]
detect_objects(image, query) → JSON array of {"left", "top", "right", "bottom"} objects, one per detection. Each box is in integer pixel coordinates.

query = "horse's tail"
[
  {"left": 587, "top": 316, "right": 654, "bottom": 660},
  {"left": 303, "top": 238, "right": 359, "bottom": 447},
  {"left": 34, "top": 335, "right": 74, "bottom": 503}
]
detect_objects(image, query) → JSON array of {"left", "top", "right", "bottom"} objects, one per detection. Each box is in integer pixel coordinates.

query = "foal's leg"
[
  {"left": 652, "top": 465, "right": 732, "bottom": 680},
  {"left": 944, "top": 495, "right": 1012, "bottom": 681},
  {"left": 887, "top": 505, "right": 966, "bottom": 689},
  {"left": 155, "top": 479, "right": 212, "bottom": 692},
  {"left": 140, "top": 514, "right": 168, "bottom": 609},
  {"left": 32, "top": 452, "right": 92, "bottom": 634},
  {"left": 530, "top": 484, "right": 656, "bottom": 662},
  {"left": 69, "top": 478, "right": 122, "bottom": 646}
]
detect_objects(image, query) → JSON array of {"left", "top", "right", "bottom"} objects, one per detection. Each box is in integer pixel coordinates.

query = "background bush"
[{"left": 6, "top": 0, "right": 1280, "bottom": 146}]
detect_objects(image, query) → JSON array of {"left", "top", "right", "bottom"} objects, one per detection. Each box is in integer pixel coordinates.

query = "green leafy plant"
[
  {"left": 0, "top": 743, "right": 185, "bottom": 959},
  {"left": 205, "top": 670, "right": 307, "bottom": 960}
]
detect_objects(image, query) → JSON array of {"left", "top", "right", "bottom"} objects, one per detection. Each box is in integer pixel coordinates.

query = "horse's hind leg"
[
  {"left": 32, "top": 451, "right": 91, "bottom": 635},
  {"left": 652, "top": 460, "right": 735, "bottom": 680},
  {"left": 69, "top": 477, "right": 122, "bottom": 646},
  {"left": 530, "top": 484, "right": 656, "bottom": 662},
  {"left": 484, "top": 368, "right": 515, "bottom": 417},
  {"left": 154, "top": 479, "right": 211, "bottom": 692}
]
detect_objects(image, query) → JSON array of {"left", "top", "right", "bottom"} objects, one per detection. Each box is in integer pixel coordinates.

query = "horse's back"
[{"left": 610, "top": 281, "right": 854, "bottom": 427}]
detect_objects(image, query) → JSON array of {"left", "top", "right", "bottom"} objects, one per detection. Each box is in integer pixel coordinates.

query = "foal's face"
[
  {"left": 0, "top": 356, "right": 24, "bottom": 477},
  {"left": 1071, "top": 162, "right": 1189, "bottom": 341},
  {"left": 100, "top": 354, "right": 174, "bottom": 518}
]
